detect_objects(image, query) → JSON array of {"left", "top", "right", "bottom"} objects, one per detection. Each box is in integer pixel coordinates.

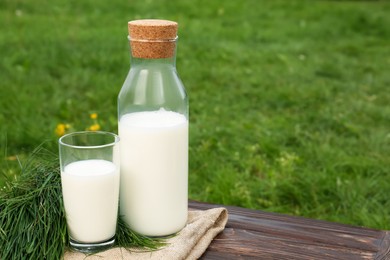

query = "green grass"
[{"left": 1, "top": 0, "right": 389, "bottom": 230}]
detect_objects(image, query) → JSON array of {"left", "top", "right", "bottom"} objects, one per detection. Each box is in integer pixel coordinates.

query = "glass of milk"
[{"left": 59, "top": 131, "right": 120, "bottom": 253}]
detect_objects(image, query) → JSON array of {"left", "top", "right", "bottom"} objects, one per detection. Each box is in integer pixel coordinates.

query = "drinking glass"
[{"left": 59, "top": 131, "right": 120, "bottom": 253}]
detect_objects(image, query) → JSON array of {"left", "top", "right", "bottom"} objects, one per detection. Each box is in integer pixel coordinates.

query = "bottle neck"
[{"left": 130, "top": 55, "right": 176, "bottom": 68}]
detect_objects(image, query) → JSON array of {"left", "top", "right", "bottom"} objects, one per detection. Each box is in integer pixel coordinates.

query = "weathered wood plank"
[
  {"left": 189, "top": 200, "right": 390, "bottom": 259},
  {"left": 376, "top": 231, "right": 390, "bottom": 259}
]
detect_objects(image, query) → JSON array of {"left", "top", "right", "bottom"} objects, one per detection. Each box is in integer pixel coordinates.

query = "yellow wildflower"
[
  {"left": 55, "top": 123, "right": 71, "bottom": 137},
  {"left": 88, "top": 123, "right": 101, "bottom": 131},
  {"left": 90, "top": 113, "right": 98, "bottom": 120},
  {"left": 6, "top": 155, "right": 17, "bottom": 161},
  {"left": 55, "top": 123, "right": 67, "bottom": 137}
]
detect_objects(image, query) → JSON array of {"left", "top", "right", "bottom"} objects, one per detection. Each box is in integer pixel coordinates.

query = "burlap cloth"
[{"left": 64, "top": 207, "right": 228, "bottom": 260}]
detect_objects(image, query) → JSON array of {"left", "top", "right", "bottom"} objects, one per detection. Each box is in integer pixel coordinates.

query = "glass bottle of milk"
[{"left": 118, "top": 19, "right": 188, "bottom": 237}]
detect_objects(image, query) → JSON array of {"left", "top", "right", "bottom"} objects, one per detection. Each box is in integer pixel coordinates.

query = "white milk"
[
  {"left": 61, "top": 159, "right": 120, "bottom": 243},
  {"left": 119, "top": 109, "right": 188, "bottom": 236}
]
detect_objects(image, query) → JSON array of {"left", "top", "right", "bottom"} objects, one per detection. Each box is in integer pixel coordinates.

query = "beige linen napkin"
[{"left": 64, "top": 207, "right": 228, "bottom": 260}]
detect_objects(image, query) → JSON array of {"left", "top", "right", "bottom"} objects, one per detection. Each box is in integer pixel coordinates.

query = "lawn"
[{"left": 1, "top": 0, "right": 389, "bottom": 230}]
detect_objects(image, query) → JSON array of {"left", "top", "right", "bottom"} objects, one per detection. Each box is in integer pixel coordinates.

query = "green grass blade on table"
[
  {"left": 0, "top": 146, "right": 67, "bottom": 259},
  {"left": 116, "top": 216, "right": 167, "bottom": 251}
]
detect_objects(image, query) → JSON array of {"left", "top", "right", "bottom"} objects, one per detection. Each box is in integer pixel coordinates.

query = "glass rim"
[{"left": 59, "top": 131, "right": 120, "bottom": 149}]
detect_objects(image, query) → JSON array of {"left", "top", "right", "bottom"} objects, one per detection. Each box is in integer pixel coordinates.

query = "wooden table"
[{"left": 189, "top": 201, "right": 390, "bottom": 259}]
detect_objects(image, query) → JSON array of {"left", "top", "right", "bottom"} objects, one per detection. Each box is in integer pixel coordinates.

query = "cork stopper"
[{"left": 128, "top": 19, "right": 178, "bottom": 59}]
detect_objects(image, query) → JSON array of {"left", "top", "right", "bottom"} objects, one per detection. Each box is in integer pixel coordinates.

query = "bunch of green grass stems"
[{"left": 0, "top": 146, "right": 164, "bottom": 259}]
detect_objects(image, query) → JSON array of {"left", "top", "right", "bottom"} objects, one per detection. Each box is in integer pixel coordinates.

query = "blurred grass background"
[{"left": 1, "top": 0, "right": 389, "bottom": 229}]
